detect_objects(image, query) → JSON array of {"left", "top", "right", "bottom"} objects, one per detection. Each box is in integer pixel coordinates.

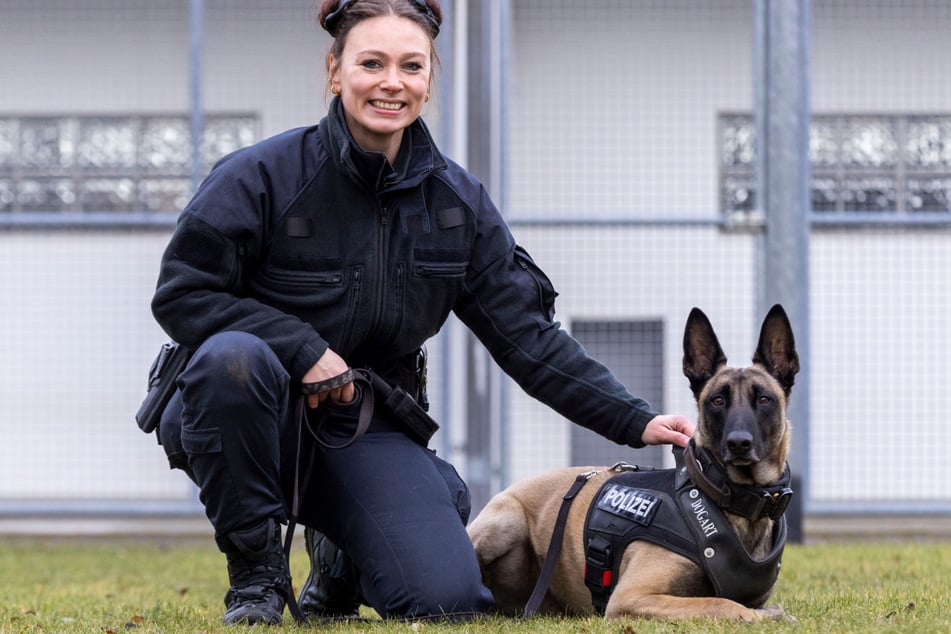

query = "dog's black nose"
[{"left": 726, "top": 431, "right": 754, "bottom": 456}]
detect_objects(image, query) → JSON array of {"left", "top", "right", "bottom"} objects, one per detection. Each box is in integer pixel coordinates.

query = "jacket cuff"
[
  {"left": 624, "top": 408, "right": 659, "bottom": 448},
  {"left": 289, "top": 335, "right": 330, "bottom": 382}
]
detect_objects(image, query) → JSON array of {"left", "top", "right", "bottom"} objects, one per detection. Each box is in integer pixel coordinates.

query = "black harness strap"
[
  {"left": 522, "top": 470, "right": 597, "bottom": 617},
  {"left": 582, "top": 446, "right": 792, "bottom": 613}
]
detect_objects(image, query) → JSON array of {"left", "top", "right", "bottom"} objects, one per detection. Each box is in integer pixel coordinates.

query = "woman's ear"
[{"left": 327, "top": 55, "right": 340, "bottom": 94}]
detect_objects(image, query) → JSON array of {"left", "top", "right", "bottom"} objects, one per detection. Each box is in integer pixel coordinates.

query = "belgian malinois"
[{"left": 468, "top": 305, "right": 798, "bottom": 621}]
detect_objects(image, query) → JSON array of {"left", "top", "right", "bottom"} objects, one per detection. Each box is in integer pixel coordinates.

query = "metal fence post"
[
  {"left": 189, "top": 0, "right": 204, "bottom": 195},
  {"left": 754, "top": 0, "right": 812, "bottom": 542}
]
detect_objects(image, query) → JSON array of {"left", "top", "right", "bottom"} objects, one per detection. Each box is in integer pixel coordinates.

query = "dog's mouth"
[
  {"left": 723, "top": 462, "right": 756, "bottom": 485},
  {"left": 725, "top": 455, "right": 757, "bottom": 467}
]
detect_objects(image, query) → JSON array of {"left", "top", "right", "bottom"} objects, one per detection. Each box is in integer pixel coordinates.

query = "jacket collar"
[{"left": 322, "top": 96, "right": 447, "bottom": 193}]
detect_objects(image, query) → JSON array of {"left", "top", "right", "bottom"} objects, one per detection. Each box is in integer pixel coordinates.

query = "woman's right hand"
[{"left": 302, "top": 348, "right": 356, "bottom": 408}]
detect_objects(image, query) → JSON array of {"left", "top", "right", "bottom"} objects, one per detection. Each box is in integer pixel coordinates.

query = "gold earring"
[
  {"left": 331, "top": 85, "right": 340, "bottom": 96},
  {"left": 424, "top": 93, "right": 430, "bottom": 102}
]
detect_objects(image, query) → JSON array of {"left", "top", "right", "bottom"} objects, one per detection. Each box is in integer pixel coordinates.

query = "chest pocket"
[{"left": 413, "top": 248, "right": 468, "bottom": 279}]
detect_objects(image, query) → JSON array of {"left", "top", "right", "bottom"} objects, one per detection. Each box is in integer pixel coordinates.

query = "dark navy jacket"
[{"left": 152, "top": 98, "right": 658, "bottom": 447}]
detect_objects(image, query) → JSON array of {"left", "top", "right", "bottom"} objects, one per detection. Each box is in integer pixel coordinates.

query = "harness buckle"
[
  {"left": 768, "top": 487, "right": 794, "bottom": 520},
  {"left": 608, "top": 461, "right": 643, "bottom": 472}
]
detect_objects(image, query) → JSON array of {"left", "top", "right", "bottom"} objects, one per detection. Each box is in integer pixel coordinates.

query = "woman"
[{"left": 152, "top": 0, "right": 694, "bottom": 625}]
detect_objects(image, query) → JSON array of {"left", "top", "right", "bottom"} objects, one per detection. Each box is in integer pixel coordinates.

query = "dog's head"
[{"left": 682, "top": 305, "right": 799, "bottom": 486}]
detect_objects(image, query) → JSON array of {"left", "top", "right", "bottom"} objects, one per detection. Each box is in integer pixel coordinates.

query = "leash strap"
[
  {"left": 282, "top": 367, "right": 373, "bottom": 624},
  {"left": 301, "top": 369, "right": 375, "bottom": 450},
  {"left": 282, "top": 367, "right": 436, "bottom": 622},
  {"left": 522, "top": 470, "right": 597, "bottom": 618},
  {"left": 300, "top": 368, "right": 357, "bottom": 395},
  {"left": 282, "top": 394, "right": 316, "bottom": 624}
]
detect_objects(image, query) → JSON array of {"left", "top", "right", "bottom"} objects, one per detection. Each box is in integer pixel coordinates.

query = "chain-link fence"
[{"left": 1, "top": 1, "right": 949, "bottom": 524}]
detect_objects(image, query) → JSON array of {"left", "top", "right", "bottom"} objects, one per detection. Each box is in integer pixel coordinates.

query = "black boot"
[
  {"left": 297, "top": 526, "right": 361, "bottom": 619},
  {"left": 220, "top": 519, "right": 292, "bottom": 625}
]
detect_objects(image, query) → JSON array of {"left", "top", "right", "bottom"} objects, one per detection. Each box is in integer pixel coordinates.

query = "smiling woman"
[
  {"left": 327, "top": 14, "right": 433, "bottom": 163},
  {"left": 144, "top": 0, "right": 691, "bottom": 626}
]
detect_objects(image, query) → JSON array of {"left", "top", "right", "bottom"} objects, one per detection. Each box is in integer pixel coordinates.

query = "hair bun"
[{"left": 319, "top": 0, "right": 441, "bottom": 38}]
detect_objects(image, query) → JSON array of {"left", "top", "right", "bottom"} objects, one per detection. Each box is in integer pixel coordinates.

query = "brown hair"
[{"left": 318, "top": 0, "right": 442, "bottom": 55}]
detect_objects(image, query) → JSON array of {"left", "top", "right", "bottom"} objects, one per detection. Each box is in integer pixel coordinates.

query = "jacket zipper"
[{"left": 370, "top": 203, "right": 389, "bottom": 342}]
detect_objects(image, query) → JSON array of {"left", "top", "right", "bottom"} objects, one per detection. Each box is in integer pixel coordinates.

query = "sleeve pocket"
[{"left": 513, "top": 244, "right": 559, "bottom": 322}]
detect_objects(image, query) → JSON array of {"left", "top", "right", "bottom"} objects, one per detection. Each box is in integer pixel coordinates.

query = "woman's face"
[{"left": 329, "top": 15, "right": 432, "bottom": 162}]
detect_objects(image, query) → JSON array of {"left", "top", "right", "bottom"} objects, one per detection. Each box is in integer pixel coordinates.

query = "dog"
[{"left": 468, "top": 305, "right": 798, "bottom": 621}]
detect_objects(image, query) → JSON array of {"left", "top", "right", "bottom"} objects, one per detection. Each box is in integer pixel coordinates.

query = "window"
[
  {"left": 0, "top": 114, "right": 257, "bottom": 213},
  {"left": 720, "top": 113, "right": 951, "bottom": 215}
]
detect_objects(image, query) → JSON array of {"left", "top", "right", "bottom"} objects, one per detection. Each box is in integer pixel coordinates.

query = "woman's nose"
[{"left": 380, "top": 67, "right": 402, "bottom": 90}]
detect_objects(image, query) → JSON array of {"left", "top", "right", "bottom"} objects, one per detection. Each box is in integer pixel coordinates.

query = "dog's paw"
[{"left": 757, "top": 606, "right": 796, "bottom": 622}]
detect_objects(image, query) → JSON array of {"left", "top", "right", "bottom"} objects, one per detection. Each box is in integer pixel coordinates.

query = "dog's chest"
[{"left": 582, "top": 467, "right": 786, "bottom": 612}]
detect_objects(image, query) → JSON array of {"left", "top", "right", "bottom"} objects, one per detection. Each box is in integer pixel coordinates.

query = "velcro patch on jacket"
[
  {"left": 595, "top": 484, "right": 661, "bottom": 525},
  {"left": 286, "top": 216, "right": 314, "bottom": 237},
  {"left": 437, "top": 206, "right": 465, "bottom": 229}
]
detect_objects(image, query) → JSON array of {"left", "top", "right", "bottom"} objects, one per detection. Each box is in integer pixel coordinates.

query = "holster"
[{"left": 135, "top": 341, "right": 193, "bottom": 434}]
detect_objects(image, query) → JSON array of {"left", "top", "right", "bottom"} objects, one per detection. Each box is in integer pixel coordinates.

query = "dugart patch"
[{"left": 596, "top": 484, "right": 661, "bottom": 525}]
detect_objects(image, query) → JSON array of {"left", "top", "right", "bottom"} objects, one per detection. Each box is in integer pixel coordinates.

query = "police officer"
[{"left": 152, "top": 0, "right": 694, "bottom": 625}]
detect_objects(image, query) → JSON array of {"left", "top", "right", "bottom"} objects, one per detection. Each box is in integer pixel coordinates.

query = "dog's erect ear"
[
  {"left": 752, "top": 304, "right": 800, "bottom": 395},
  {"left": 683, "top": 307, "right": 728, "bottom": 399}
]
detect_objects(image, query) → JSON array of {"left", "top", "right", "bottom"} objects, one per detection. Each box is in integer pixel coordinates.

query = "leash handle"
[
  {"left": 522, "top": 470, "right": 597, "bottom": 617},
  {"left": 300, "top": 370, "right": 375, "bottom": 450}
]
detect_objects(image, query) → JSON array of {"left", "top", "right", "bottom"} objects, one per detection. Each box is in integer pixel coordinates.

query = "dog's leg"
[
  {"left": 605, "top": 543, "right": 787, "bottom": 622},
  {"left": 467, "top": 492, "right": 539, "bottom": 615}
]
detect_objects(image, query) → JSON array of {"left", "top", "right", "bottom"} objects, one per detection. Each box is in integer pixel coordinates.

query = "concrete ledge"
[
  {"left": 2, "top": 514, "right": 949, "bottom": 541},
  {"left": 804, "top": 514, "right": 951, "bottom": 542},
  {"left": 0, "top": 515, "right": 213, "bottom": 539}
]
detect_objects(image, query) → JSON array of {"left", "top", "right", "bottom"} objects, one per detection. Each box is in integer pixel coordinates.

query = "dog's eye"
[
  {"left": 710, "top": 395, "right": 725, "bottom": 407},
  {"left": 759, "top": 396, "right": 771, "bottom": 406}
]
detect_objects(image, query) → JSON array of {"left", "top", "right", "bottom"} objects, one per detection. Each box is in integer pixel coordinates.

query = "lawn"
[{"left": 1, "top": 538, "right": 948, "bottom": 633}]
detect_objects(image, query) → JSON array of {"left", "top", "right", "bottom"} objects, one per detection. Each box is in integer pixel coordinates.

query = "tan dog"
[{"left": 468, "top": 305, "right": 798, "bottom": 621}]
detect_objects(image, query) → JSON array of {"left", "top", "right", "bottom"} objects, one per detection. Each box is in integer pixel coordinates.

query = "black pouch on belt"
[
  {"left": 135, "top": 341, "right": 193, "bottom": 434},
  {"left": 366, "top": 370, "right": 439, "bottom": 445}
]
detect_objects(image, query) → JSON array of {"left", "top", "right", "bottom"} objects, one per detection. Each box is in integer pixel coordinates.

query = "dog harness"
[{"left": 583, "top": 445, "right": 792, "bottom": 613}]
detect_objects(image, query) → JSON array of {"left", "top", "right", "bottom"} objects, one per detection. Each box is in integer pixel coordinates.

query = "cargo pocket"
[{"left": 181, "top": 426, "right": 223, "bottom": 456}]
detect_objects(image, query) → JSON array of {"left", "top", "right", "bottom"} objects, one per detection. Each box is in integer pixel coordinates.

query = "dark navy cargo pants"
[{"left": 158, "top": 331, "right": 493, "bottom": 619}]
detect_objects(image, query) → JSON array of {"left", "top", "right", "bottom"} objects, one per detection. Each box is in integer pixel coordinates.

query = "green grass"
[{"left": 1, "top": 538, "right": 948, "bottom": 633}]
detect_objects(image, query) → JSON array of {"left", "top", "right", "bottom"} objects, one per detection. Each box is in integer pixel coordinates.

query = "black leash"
[
  {"left": 281, "top": 367, "right": 437, "bottom": 623},
  {"left": 283, "top": 368, "right": 375, "bottom": 624},
  {"left": 522, "top": 470, "right": 598, "bottom": 618}
]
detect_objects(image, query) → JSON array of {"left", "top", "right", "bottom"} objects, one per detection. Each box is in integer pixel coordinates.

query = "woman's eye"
[
  {"left": 404, "top": 62, "right": 424, "bottom": 72},
  {"left": 360, "top": 60, "right": 382, "bottom": 69}
]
